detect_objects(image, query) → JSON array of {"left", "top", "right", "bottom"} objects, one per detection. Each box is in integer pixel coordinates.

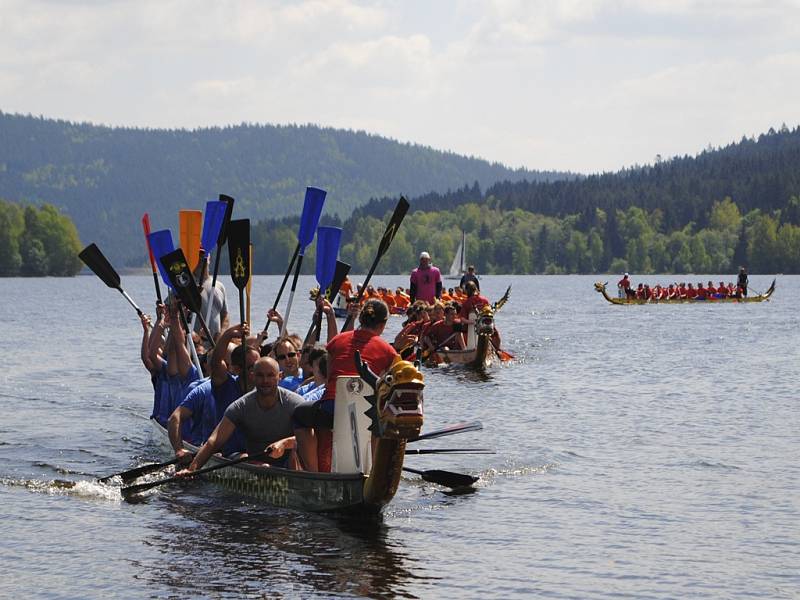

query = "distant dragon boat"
[
  {"left": 594, "top": 280, "right": 776, "bottom": 305},
  {"left": 150, "top": 355, "right": 425, "bottom": 514}
]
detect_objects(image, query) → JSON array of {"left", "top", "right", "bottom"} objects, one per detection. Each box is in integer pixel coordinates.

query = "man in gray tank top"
[{"left": 177, "top": 357, "right": 304, "bottom": 472}]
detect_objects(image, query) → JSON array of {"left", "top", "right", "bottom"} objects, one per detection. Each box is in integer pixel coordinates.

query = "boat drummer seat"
[{"left": 331, "top": 376, "right": 373, "bottom": 475}]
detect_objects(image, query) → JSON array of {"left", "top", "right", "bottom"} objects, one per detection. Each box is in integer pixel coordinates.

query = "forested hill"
[
  {"left": 355, "top": 125, "right": 800, "bottom": 226},
  {"left": 0, "top": 111, "right": 563, "bottom": 265}
]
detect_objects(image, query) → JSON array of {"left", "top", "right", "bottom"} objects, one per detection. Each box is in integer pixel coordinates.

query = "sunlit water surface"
[{"left": 1, "top": 274, "right": 798, "bottom": 599}]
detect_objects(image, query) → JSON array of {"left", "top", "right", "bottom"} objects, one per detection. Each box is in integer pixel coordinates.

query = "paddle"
[
  {"left": 179, "top": 209, "right": 203, "bottom": 273},
  {"left": 406, "top": 420, "right": 482, "bottom": 444},
  {"left": 405, "top": 448, "right": 495, "bottom": 455},
  {"left": 141, "top": 213, "right": 162, "bottom": 306},
  {"left": 121, "top": 450, "right": 268, "bottom": 498},
  {"left": 227, "top": 219, "right": 251, "bottom": 390},
  {"left": 98, "top": 456, "right": 185, "bottom": 484},
  {"left": 303, "top": 259, "right": 351, "bottom": 346},
  {"left": 148, "top": 229, "right": 176, "bottom": 290},
  {"left": 78, "top": 243, "right": 143, "bottom": 316},
  {"left": 159, "top": 248, "right": 215, "bottom": 347},
  {"left": 402, "top": 466, "right": 479, "bottom": 488},
  {"left": 203, "top": 196, "right": 234, "bottom": 338},
  {"left": 246, "top": 243, "right": 253, "bottom": 325},
  {"left": 310, "top": 226, "right": 342, "bottom": 340},
  {"left": 263, "top": 243, "right": 298, "bottom": 334},
  {"left": 342, "top": 196, "right": 410, "bottom": 332},
  {"left": 280, "top": 187, "right": 327, "bottom": 337},
  {"left": 200, "top": 200, "right": 228, "bottom": 262}
]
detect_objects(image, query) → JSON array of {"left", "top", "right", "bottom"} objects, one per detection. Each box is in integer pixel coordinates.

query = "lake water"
[{"left": 0, "top": 274, "right": 798, "bottom": 599}]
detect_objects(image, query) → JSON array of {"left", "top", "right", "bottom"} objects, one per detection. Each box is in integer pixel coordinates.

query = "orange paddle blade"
[
  {"left": 179, "top": 210, "right": 203, "bottom": 272},
  {"left": 499, "top": 349, "right": 515, "bottom": 361}
]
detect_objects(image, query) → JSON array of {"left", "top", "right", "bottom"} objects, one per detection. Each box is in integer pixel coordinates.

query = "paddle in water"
[
  {"left": 78, "top": 243, "right": 143, "bottom": 316},
  {"left": 121, "top": 450, "right": 269, "bottom": 498},
  {"left": 342, "top": 196, "right": 409, "bottom": 332},
  {"left": 280, "top": 187, "right": 327, "bottom": 337},
  {"left": 402, "top": 466, "right": 479, "bottom": 488},
  {"left": 98, "top": 455, "right": 189, "bottom": 484},
  {"left": 227, "top": 218, "right": 251, "bottom": 391}
]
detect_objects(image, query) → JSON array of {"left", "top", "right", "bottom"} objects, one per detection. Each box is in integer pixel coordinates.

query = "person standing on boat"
[
  {"left": 176, "top": 357, "right": 305, "bottom": 474},
  {"left": 617, "top": 273, "right": 631, "bottom": 299},
  {"left": 410, "top": 251, "right": 442, "bottom": 304},
  {"left": 460, "top": 265, "right": 480, "bottom": 291},
  {"left": 293, "top": 299, "right": 397, "bottom": 472},
  {"left": 737, "top": 266, "right": 748, "bottom": 297}
]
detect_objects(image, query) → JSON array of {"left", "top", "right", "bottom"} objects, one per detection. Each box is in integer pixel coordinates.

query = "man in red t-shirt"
[
  {"left": 293, "top": 299, "right": 396, "bottom": 472},
  {"left": 422, "top": 302, "right": 465, "bottom": 355}
]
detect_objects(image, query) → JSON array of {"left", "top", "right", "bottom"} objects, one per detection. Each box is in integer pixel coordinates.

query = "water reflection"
[{"left": 136, "top": 491, "right": 431, "bottom": 598}]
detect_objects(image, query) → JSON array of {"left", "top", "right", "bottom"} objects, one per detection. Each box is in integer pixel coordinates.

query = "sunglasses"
[{"left": 275, "top": 351, "right": 297, "bottom": 360}]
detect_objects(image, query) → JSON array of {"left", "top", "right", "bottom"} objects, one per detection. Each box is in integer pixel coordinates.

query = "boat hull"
[{"left": 151, "top": 420, "right": 371, "bottom": 513}]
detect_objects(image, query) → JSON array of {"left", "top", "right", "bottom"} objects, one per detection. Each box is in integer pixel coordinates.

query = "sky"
[{"left": 2, "top": 0, "right": 799, "bottom": 174}]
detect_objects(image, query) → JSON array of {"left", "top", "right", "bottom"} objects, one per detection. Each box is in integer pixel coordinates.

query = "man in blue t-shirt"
[
  {"left": 167, "top": 323, "right": 257, "bottom": 462},
  {"left": 274, "top": 338, "right": 304, "bottom": 392}
]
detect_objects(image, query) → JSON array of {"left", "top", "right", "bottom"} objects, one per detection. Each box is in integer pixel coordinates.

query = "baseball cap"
[{"left": 419, "top": 251, "right": 431, "bottom": 260}]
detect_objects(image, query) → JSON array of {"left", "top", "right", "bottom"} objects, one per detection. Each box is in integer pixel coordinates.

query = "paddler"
[
  {"left": 293, "top": 299, "right": 397, "bottom": 472},
  {"left": 176, "top": 357, "right": 305, "bottom": 474},
  {"left": 192, "top": 254, "right": 229, "bottom": 343},
  {"left": 167, "top": 323, "right": 256, "bottom": 462}
]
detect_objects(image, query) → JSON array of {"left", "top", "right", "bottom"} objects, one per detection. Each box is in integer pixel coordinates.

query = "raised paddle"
[
  {"left": 121, "top": 449, "right": 269, "bottom": 498},
  {"left": 179, "top": 209, "right": 203, "bottom": 273},
  {"left": 342, "top": 196, "right": 410, "bottom": 332},
  {"left": 98, "top": 455, "right": 187, "bottom": 484},
  {"left": 203, "top": 196, "right": 235, "bottom": 336},
  {"left": 227, "top": 218, "right": 251, "bottom": 391},
  {"left": 159, "top": 248, "right": 216, "bottom": 348},
  {"left": 303, "top": 259, "right": 350, "bottom": 346},
  {"left": 402, "top": 466, "right": 479, "bottom": 488},
  {"left": 141, "top": 213, "right": 162, "bottom": 306},
  {"left": 148, "top": 229, "right": 177, "bottom": 290},
  {"left": 308, "top": 226, "right": 342, "bottom": 342},
  {"left": 280, "top": 187, "right": 327, "bottom": 337},
  {"left": 78, "top": 243, "right": 143, "bottom": 316},
  {"left": 406, "top": 420, "right": 483, "bottom": 444},
  {"left": 246, "top": 242, "right": 253, "bottom": 325}
]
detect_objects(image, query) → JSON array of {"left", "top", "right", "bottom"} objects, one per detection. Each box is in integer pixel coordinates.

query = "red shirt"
[
  {"left": 459, "top": 294, "right": 489, "bottom": 319},
  {"left": 324, "top": 329, "right": 397, "bottom": 402},
  {"left": 425, "top": 319, "right": 459, "bottom": 347}
]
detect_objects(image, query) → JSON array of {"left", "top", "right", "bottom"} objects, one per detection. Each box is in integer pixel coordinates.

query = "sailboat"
[{"left": 445, "top": 230, "right": 466, "bottom": 280}]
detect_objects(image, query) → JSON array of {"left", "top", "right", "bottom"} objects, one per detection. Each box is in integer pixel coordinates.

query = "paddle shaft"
[
  {"left": 118, "top": 288, "right": 144, "bottom": 317},
  {"left": 407, "top": 421, "right": 482, "bottom": 444},
  {"left": 264, "top": 242, "right": 299, "bottom": 334},
  {"left": 142, "top": 214, "right": 163, "bottom": 305},
  {"left": 402, "top": 466, "right": 478, "bottom": 488},
  {"left": 405, "top": 448, "right": 494, "bottom": 455},
  {"left": 98, "top": 455, "right": 184, "bottom": 484},
  {"left": 122, "top": 450, "right": 268, "bottom": 496},
  {"left": 342, "top": 197, "right": 409, "bottom": 331},
  {"left": 239, "top": 288, "right": 247, "bottom": 392},
  {"left": 280, "top": 253, "right": 304, "bottom": 338}
]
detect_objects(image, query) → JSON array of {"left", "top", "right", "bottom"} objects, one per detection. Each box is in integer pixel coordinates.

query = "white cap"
[
  {"left": 624, "top": 272, "right": 629, "bottom": 277},
  {"left": 419, "top": 251, "right": 431, "bottom": 260}
]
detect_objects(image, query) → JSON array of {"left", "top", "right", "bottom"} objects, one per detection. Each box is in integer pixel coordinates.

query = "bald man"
[{"left": 177, "top": 357, "right": 305, "bottom": 473}]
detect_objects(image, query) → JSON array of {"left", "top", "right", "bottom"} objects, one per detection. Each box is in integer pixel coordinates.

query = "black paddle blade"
[
  {"left": 98, "top": 456, "right": 184, "bottom": 484},
  {"left": 326, "top": 260, "right": 351, "bottom": 301},
  {"left": 377, "top": 196, "right": 409, "bottom": 260},
  {"left": 403, "top": 466, "right": 479, "bottom": 488},
  {"left": 217, "top": 194, "right": 235, "bottom": 246},
  {"left": 227, "top": 219, "right": 250, "bottom": 291},
  {"left": 159, "top": 248, "right": 203, "bottom": 314},
  {"left": 78, "top": 243, "right": 121, "bottom": 289}
]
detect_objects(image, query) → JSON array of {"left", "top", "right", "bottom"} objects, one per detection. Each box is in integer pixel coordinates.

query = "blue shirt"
[
  {"left": 302, "top": 384, "right": 326, "bottom": 403},
  {"left": 278, "top": 368, "right": 304, "bottom": 392},
  {"left": 179, "top": 374, "right": 245, "bottom": 456},
  {"left": 295, "top": 380, "right": 317, "bottom": 397},
  {"left": 153, "top": 359, "right": 201, "bottom": 427}
]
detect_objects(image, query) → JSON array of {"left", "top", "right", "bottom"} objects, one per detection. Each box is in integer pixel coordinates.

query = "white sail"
[{"left": 447, "top": 230, "right": 466, "bottom": 278}]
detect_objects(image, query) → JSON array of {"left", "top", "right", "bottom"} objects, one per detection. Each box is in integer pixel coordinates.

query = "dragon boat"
[
  {"left": 426, "top": 285, "right": 511, "bottom": 371},
  {"left": 594, "top": 280, "right": 776, "bottom": 305},
  {"left": 150, "top": 355, "right": 425, "bottom": 514}
]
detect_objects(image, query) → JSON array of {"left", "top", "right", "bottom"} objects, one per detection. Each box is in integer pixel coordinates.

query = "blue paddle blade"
[
  {"left": 315, "top": 226, "right": 342, "bottom": 290},
  {"left": 297, "top": 187, "right": 327, "bottom": 253},
  {"left": 201, "top": 200, "right": 227, "bottom": 251},
  {"left": 148, "top": 229, "right": 176, "bottom": 289}
]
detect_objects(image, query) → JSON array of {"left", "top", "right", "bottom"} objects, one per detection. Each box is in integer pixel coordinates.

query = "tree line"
[
  {"left": 0, "top": 200, "right": 83, "bottom": 276},
  {"left": 248, "top": 196, "right": 800, "bottom": 275}
]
